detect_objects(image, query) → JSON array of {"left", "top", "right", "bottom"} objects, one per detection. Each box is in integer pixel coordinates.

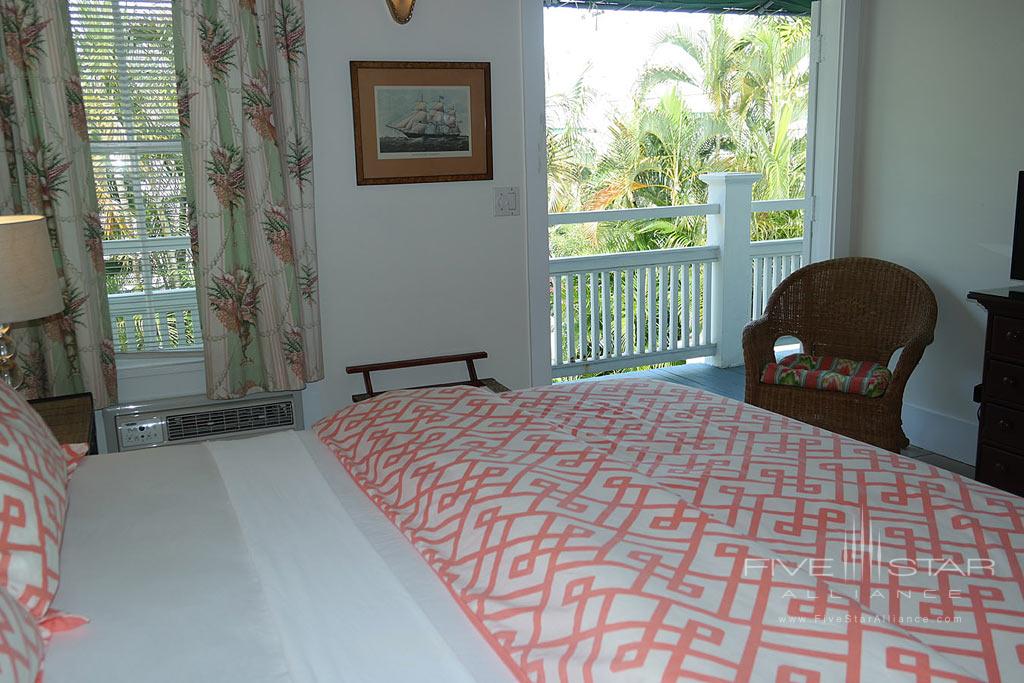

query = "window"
[{"left": 69, "top": 0, "right": 199, "bottom": 353}]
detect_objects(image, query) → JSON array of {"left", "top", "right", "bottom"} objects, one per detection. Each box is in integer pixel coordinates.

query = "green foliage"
[
  {"left": 548, "top": 14, "right": 811, "bottom": 255},
  {"left": 554, "top": 359, "right": 689, "bottom": 383},
  {"left": 546, "top": 69, "right": 597, "bottom": 214}
]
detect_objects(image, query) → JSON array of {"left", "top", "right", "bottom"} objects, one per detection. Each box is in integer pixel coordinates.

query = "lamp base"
[{"left": 0, "top": 322, "right": 22, "bottom": 391}]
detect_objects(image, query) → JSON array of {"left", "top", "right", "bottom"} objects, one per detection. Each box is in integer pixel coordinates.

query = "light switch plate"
[{"left": 494, "top": 187, "right": 520, "bottom": 217}]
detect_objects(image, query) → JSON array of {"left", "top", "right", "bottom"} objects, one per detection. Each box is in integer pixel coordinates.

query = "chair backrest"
[{"left": 762, "top": 257, "right": 937, "bottom": 362}]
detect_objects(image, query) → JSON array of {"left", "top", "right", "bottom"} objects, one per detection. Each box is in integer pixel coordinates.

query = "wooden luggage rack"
[{"left": 346, "top": 351, "right": 509, "bottom": 402}]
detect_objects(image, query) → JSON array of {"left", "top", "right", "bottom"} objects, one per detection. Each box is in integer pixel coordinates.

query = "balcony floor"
[
  {"left": 583, "top": 362, "right": 747, "bottom": 401},
  {"left": 577, "top": 361, "right": 975, "bottom": 479}
]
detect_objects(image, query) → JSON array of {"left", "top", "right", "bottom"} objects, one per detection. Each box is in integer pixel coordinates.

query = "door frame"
[
  {"left": 521, "top": 0, "right": 863, "bottom": 387},
  {"left": 521, "top": 0, "right": 552, "bottom": 387}
]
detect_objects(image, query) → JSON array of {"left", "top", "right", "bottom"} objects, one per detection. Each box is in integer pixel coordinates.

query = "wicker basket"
[{"left": 743, "top": 257, "right": 937, "bottom": 453}]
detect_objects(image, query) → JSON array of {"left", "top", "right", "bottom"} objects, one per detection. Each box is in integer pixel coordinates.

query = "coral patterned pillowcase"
[
  {"left": 0, "top": 587, "right": 43, "bottom": 683},
  {"left": 61, "top": 443, "right": 89, "bottom": 476},
  {"left": 0, "top": 381, "right": 69, "bottom": 619}
]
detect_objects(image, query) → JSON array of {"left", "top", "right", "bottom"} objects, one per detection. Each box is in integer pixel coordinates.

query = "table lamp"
[{"left": 0, "top": 215, "right": 63, "bottom": 390}]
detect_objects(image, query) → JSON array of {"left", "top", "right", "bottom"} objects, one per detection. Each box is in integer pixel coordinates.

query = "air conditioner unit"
[{"left": 103, "top": 392, "right": 303, "bottom": 452}]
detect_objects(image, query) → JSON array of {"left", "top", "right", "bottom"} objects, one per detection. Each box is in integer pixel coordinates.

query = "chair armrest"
[
  {"left": 887, "top": 332, "right": 933, "bottom": 396},
  {"left": 742, "top": 317, "right": 784, "bottom": 377}
]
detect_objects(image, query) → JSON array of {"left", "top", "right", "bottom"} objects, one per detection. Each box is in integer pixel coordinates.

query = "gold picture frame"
[{"left": 350, "top": 61, "right": 493, "bottom": 185}]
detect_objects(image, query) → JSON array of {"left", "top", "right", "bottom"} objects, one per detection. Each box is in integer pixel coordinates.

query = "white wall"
[
  {"left": 303, "top": 0, "right": 532, "bottom": 420},
  {"left": 97, "top": 0, "right": 532, "bottom": 441},
  {"left": 852, "top": 0, "right": 1024, "bottom": 462}
]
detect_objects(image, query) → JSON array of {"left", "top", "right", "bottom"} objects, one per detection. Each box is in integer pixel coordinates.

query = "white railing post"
[{"left": 700, "top": 172, "right": 761, "bottom": 368}]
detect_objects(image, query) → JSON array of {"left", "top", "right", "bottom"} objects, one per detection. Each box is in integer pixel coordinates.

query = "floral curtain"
[
  {"left": 173, "top": 0, "right": 322, "bottom": 399},
  {"left": 0, "top": 0, "right": 116, "bottom": 407}
]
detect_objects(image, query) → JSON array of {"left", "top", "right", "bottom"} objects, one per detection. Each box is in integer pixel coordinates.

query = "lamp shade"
[{"left": 0, "top": 216, "right": 63, "bottom": 323}]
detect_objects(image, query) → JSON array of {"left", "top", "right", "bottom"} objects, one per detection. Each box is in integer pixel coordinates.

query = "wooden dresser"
[{"left": 969, "top": 287, "right": 1024, "bottom": 495}]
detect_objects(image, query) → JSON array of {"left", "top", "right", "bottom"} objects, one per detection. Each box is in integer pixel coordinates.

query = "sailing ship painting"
[
  {"left": 374, "top": 86, "right": 472, "bottom": 159},
  {"left": 351, "top": 61, "right": 492, "bottom": 184}
]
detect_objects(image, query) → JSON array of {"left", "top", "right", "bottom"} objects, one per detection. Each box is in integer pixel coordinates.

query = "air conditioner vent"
[
  {"left": 105, "top": 391, "right": 302, "bottom": 452},
  {"left": 166, "top": 401, "right": 295, "bottom": 442}
]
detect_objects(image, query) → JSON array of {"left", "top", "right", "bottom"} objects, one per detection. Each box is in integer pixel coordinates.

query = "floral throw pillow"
[{"left": 760, "top": 353, "right": 892, "bottom": 398}]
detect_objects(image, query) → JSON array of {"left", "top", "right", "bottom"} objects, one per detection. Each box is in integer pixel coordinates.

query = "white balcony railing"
[
  {"left": 549, "top": 172, "right": 808, "bottom": 376},
  {"left": 550, "top": 246, "right": 718, "bottom": 377},
  {"left": 751, "top": 237, "right": 805, "bottom": 319},
  {"left": 107, "top": 287, "right": 202, "bottom": 353}
]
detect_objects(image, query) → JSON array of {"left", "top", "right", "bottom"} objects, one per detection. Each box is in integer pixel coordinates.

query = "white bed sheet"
[
  {"left": 296, "top": 431, "right": 516, "bottom": 682},
  {"left": 45, "top": 430, "right": 514, "bottom": 683},
  {"left": 45, "top": 442, "right": 292, "bottom": 683}
]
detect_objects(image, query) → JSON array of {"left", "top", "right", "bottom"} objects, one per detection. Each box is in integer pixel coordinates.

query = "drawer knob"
[
  {"left": 998, "top": 418, "right": 1013, "bottom": 431},
  {"left": 993, "top": 460, "right": 1007, "bottom": 473},
  {"left": 1008, "top": 329, "right": 1024, "bottom": 343},
  {"left": 1002, "top": 375, "right": 1017, "bottom": 387}
]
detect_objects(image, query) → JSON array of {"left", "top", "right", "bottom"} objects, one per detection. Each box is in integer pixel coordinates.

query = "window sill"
[
  {"left": 115, "top": 352, "right": 206, "bottom": 402},
  {"left": 116, "top": 352, "right": 204, "bottom": 378}
]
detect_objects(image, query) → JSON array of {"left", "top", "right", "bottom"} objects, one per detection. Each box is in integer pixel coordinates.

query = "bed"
[
  {"left": 34, "top": 379, "right": 1024, "bottom": 682},
  {"left": 44, "top": 431, "right": 514, "bottom": 683}
]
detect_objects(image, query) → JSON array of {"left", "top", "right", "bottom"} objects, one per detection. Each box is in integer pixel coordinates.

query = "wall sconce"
[{"left": 386, "top": 0, "right": 416, "bottom": 24}]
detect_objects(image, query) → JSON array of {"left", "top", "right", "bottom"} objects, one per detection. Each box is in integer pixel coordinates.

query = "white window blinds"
[{"left": 69, "top": 0, "right": 201, "bottom": 353}]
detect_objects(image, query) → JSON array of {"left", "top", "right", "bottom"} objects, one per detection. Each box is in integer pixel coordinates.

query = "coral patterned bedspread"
[{"left": 314, "top": 379, "right": 1024, "bottom": 683}]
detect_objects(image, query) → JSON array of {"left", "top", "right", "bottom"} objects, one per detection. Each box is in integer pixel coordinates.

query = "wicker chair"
[{"left": 743, "top": 257, "right": 937, "bottom": 453}]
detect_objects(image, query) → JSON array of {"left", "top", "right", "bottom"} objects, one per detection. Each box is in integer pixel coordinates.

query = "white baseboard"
[{"left": 902, "top": 402, "right": 978, "bottom": 465}]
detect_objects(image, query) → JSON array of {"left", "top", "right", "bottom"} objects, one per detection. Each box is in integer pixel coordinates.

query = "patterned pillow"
[
  {"left": 61, "top": 443, "right": 89, "bottom": 476},
  {"left": 760, "top": 353, "right": 892, "bottom": 398},
  {"left": 0, "top": 381, "right": 69, "bottom": 619},
  {"left": 0, "top": 587, "right": 43, "bottom": 683}
]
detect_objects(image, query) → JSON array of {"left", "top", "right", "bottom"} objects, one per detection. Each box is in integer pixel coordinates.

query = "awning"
[{"left": 542, "top": 1, "right": 813, "bottom": 16}]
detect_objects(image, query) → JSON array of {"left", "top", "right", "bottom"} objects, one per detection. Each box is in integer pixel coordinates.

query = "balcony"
[
  {"left": 549, "top": 172, "right": 806, "bottom": 378},
  {"left": 103, "top": 232, "right": 202, "bottom": 353},
  {"left": 108, "top": 287, "right": 202, "bottom": 353}
]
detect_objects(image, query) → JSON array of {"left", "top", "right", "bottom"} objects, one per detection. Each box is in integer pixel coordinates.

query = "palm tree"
[
  {"left": 639, "top": 15, "right": 810, "bottom": 204},
  {"left": 638, "top": 15, "right": 743, "bottom": 124},
  {"left": 546, "top": 71, "right": 605, "bottom": 256},
  {"left": 546, "top": 71, "right": 596, "bottom": 214},
  {"left": 586, "top": 90, "right": 730, "bottom": 251},
  {"left": 545, "top": 14, "right": 811, "bottom": 253}
]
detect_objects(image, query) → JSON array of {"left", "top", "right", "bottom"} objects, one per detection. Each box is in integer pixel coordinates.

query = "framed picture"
[{"left": 350, "top": 61, "right": 493, "bottom": 185}]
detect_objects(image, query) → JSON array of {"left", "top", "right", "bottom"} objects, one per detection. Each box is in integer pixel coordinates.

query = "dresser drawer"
[
  {"left": 976, "top": 445, "right": 1024, "bottom": 496},
  {"left": 985, "top": 360, "right": 1024, "bottom": 405},
  {"left": 992, "top": 316, "right": 1024, "bottom": 361},
  {"left": 981, "top": 404, "right": 1024, "bottom": 452}
]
